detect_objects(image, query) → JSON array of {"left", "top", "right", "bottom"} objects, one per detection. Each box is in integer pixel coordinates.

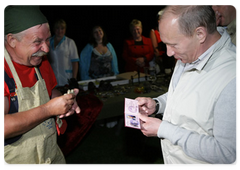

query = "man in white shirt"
[{"left": 136, "top": 6, "right": 236, "bottom": 164}]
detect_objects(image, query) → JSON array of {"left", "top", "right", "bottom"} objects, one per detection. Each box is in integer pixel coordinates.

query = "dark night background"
[
  {"left": 40, "top": 5, "right": 165, "bottom": 74},
  {"left": 4, "top": 3, "right": 167, "bottom": 73}
]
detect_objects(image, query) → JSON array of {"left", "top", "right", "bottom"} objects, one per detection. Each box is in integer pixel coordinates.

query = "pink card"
[{"left": 124, "top": 98, "right": 141, "bottom": 129}]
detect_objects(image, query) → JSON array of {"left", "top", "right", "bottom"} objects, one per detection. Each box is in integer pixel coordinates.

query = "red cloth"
[
  {"left": 56, "top": 118, "right": 68, "bottom": 135},
  {"left": 122, "top": 35, "right": 154, "bottom": 73},
  {"left": 154, "top": 29, "right": 161, "bottom": 43},
  {"left": 4, "top": 56, "right": 57, "bottom": 100},
  {"left": 57, "top": 93, "right": 103, "bottom": 156},
  {"left": 153, "top": 30, "right": 165, "bottom": 56}
]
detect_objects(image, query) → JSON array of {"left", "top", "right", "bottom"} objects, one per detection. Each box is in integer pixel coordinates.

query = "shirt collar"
[
  {"left": 184, "top": 37, "right": 218, "bottom": 72},
  {"left": 182, "top": 28, "right": 230, "bottom": 73},
  {"left": 50, "top": 35, "right": 66, "bottom": 50}
]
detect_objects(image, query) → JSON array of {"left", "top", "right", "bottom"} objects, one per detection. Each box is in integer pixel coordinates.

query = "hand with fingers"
[
  {"left": 138, "top": 113, "right": 162, "bottom": 137},
  {"left": 135, "top": 97, "right": 156, "bottom": 116},
  {"left": 44, "top": 88, "right": 81, "bottom": 118}
]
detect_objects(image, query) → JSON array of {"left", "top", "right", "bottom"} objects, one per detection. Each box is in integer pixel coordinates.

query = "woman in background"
[
  {"left": 122, "top": 19, "right": 154, "bottom": 73},
  {"left": 49, "top": 19, "right": 79, "bottom": 86},
  {"left": 80, "top": 25, "right": 119, "bottom": 80}
]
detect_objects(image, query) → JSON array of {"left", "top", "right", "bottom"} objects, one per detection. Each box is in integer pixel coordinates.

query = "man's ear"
[
  {"left": 6, "top": 34, "right": 17, "bottom": 48},
  {"left": 195, "top": 27, "right": 207, "bottom": 44}
]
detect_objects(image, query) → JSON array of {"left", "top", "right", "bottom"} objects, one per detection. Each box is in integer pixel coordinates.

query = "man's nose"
[
  {"left": 41, "top": 41, "right": 49, "bottom": 53},
  {"left": 166, "top": 45, "right": 175, "bottom": 56}
]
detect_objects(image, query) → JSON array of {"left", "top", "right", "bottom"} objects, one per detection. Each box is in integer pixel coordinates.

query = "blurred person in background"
[
  {"left": 80, "top": 25, "right": 119, "bottom": 80},
  {"left": 122, "top": 19, "right": 154, "bottom": 73},
  {"left": 49, "top": 19, "right": 79, "bottom": 87},
  {"left": 149, "top": 10, "right": 175, "bottom": 75},
  {"left": 212, "top": 5, "right": 236, "bottom": 45}
]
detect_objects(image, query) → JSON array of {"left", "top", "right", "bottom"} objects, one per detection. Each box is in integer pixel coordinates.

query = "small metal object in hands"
[
  {"left": 65, "top": 89, "right": 74, "bottom": 95},
  {"left": 57, "top": 89, "right": 74, "bottom": 128}
]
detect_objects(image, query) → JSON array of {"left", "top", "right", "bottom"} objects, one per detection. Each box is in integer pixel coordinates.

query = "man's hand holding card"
[{"left": 124, "top": 98, "right": 161, "bottom": 137}]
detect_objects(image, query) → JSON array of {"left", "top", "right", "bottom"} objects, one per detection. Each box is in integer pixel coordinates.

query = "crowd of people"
[
  {"left": 47, "top": 9, "right": 179, "bottom": 85},
  {"left": 4, "top": 5, "right": 236, "bottom": 164},
  {"left": 48, "top": 18, "right": 166, "bottom": 84},
  {"left": 47, "top": 17, "right": 175, "bottom": 84}
]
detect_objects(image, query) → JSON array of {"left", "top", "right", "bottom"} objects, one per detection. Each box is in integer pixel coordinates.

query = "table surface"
[{"left": 96, "top": 77, "right": 169, "bottom": 120}]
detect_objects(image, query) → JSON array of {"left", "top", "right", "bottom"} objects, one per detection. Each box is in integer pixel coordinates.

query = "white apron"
[{"left": 4, "top": 48, "right": 65, "bottom": 164}]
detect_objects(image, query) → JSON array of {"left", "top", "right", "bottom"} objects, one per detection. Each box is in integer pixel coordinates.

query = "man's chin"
[{"left": 30, "top": 56, "right": 43, "bottom": 66}]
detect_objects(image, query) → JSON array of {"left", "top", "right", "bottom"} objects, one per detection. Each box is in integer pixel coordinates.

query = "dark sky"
[
  {"left": 2, "top": 3, "right": 166, "bottom": 72},
  {"left": 40, "top": 5, "right": 165, "bottom": 73}
]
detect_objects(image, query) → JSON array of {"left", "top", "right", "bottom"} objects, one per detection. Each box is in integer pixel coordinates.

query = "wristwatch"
[{"left": 153, "top": 99, "right": 159, "bottom": 114}]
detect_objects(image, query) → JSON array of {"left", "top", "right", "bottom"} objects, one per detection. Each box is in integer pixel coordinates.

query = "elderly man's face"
[
  {"left": 159, "top": 15, "right": 200, "bottom": 64},
  {"left": 14, "top": 23, "right": 51, "bottom": 66}
]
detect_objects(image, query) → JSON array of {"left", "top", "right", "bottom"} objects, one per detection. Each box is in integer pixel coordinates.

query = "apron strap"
[
  {"left": 4, "top": 48, "right": 23, "bottom": 89},
  {"left": 4, "top": 48, "right": 47, "bottom": 91}
]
